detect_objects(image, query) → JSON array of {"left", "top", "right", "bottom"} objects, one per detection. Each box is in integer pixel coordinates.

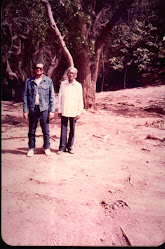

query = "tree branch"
[
  {"left": 41, "top": 0, "right": 74, "bottom": 68},
  {"left": 6, "top": 60, "right": 18, "bottom": 80},
  {"left": 47, "top": 54, "right": 61, "bottom": 78},
  {"left": 95, "top": 0, "right": 135, "bottom": 50},
  {"left": 92, "top": 6, "right": 111, "bottom": 38},
  {"left": 12, "top": 18, "right": 30, "bottom": 37}
]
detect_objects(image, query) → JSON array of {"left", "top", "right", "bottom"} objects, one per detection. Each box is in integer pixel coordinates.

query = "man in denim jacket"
[{"left": 23, "top": 61, "right": 55, "bottom": 157}]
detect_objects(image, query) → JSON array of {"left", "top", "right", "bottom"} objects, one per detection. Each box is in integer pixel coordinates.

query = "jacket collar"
[{"left": 31, "top": 74, "right": 46, "bottom": 83}]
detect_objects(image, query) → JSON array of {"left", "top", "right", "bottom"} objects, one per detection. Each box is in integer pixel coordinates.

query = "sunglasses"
[
  {"left": 68, "top": 72, "right": 76, "bottom": 75},
  {"left": 35, "top": 67, "right": 43, "bottom": 70}
]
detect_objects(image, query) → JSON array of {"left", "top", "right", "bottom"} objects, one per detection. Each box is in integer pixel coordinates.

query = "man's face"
[
  {"left": 35, "top": 63, "right": 44, "bottom": 76},
  {"left": 67, "top": 69, "right": 77, "bottom": 82}
]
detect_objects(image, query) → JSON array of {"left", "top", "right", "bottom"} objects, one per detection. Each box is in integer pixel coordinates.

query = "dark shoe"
[{"left": 68, "top": 149, "right": 74, "bottom": 154}]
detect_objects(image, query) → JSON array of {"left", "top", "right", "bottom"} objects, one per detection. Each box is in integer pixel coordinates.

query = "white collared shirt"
[{"left": 58, "top": 79, "right": 84, "bottom": 117}]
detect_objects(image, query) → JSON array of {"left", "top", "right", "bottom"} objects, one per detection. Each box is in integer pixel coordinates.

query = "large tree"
[
  {"left": 1, "top": 0, "right": 60, "bottom": 100},
  {"left": 41, "top": 0, "right": 135, "bottom": 108}
]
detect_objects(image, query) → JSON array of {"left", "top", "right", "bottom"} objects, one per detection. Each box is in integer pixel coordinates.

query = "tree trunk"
[
  {"left": 77, "top": 46, "right": 102, "bottom": 109},
  {"left": 123, "top": 63, "right": 128, "bottom": 89},
  {"left": 78, "top": 53, "right": 94, "bottom": 109},
  {"left": 101, "top": 48, "right": 105, "bottom": 92},
  {"left": 91, "top": 46, "right": 103, "bottom": 87},
  {"left": 18, "top": 60, "right": 25, "bottom": 83},
  {"left": 5, "top": 59, "right": 24, "bottom": 101},
  {"left": 6, "top": 59, "right": 18, "bottom": 80},
  {"left": 47, "top": 55, "right": 60, "bottom": 78}
]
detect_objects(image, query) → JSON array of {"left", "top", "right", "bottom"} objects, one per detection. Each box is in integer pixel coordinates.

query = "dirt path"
[{"left": 1, "top": 85, "right": 165, "bottom": 246}]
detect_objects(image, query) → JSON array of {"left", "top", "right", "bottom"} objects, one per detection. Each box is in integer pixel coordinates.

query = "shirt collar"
[{"left": 67, "top": 79, "right": 77, "bottom": 85}]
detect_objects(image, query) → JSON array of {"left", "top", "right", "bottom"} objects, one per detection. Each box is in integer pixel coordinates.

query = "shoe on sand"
[
  {"left": 27, "top": 149, "right": 34, "bottom": 157},
  {"left": 68, "top": 149, "right": 74, "bottom": 154},
  {"left": 45, "top": 149, "right": 52, "bottom": 156},
  {"left": 57, "top": 150, "right": 64, "bottom": 155}
]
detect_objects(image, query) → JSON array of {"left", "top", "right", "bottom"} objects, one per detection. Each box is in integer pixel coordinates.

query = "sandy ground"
[{"left": 1, "top": 85, "right": 165, "bottom": 246}]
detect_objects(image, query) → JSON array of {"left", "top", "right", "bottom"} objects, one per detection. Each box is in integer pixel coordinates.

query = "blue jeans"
[
  {"left": 59, "top": 116, "right": 76, "bottom": 151},
  {"left": 28, "top": 106, "right": 50, "bottom": 149}
]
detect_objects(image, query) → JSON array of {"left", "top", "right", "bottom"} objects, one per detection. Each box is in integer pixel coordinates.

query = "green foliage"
[
  {"left": 109, "top": 56, "right": 125, "bottom": 71},
  {"left": 108, "top": 20, "right": 158, "bottom": 73},
  {"left": 1, "top": 0, "right": 59, "bottom": 77},
  {"left": 133, "top": 48, "right": 155, "bottom": 72},
  {"left": 103, "top": 0, "right": 163, "bottom": 75}
]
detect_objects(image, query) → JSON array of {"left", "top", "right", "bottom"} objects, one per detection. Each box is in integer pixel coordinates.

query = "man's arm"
[
  {"left": 23, "top": 79, "right": 28, "bottom": 119},
  {"left": 76, "top": 83, "right": 84, "bottom": 119},
  {"left": 57, "top": 82, "right": 63, "bottom": 117},
  {"left": 48, "top": 80, "right": 55, "bottom": 120},
  {"left": 49, "top": 80, "right": 55, "bottom": 113}
]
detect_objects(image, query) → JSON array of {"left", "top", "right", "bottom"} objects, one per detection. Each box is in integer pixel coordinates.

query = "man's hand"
[
  {"left": 23, "top": 112, "right": 28, "bottom": 120},
  {"left": 58, "top": 113, "right": 62, "bottom": 118},
  {"left": 49, "top": 112, "right": 55, "bottom": 120}
]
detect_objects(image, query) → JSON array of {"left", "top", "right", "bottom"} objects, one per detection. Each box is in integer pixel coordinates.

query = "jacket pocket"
[
  {"left": 40, "top": 85, "right": 49, "bottom": 107},
  {"left": 41, "top": 85, "right": 49, "bottom": 90},
  {"left": 40, "top": 85, "right": 49, "bottom": 97}
]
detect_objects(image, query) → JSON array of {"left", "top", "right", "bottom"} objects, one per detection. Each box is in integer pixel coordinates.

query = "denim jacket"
[{"left": 23, "top": 74, "right": 55, "bottom": 113}]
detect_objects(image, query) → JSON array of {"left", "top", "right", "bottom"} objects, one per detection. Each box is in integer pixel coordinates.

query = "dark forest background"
[{"left": 1, "top": 0, "right": 165, "bottom": 107}]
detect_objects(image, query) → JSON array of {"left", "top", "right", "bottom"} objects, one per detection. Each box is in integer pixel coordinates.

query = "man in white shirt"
[{"left": 57, "top": 67, "right": 84, "bottom": 154}]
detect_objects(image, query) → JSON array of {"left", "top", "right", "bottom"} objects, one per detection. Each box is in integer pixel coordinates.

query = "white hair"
[{"left": 68, "top": 67, "right": 78, "bottom": 74}]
